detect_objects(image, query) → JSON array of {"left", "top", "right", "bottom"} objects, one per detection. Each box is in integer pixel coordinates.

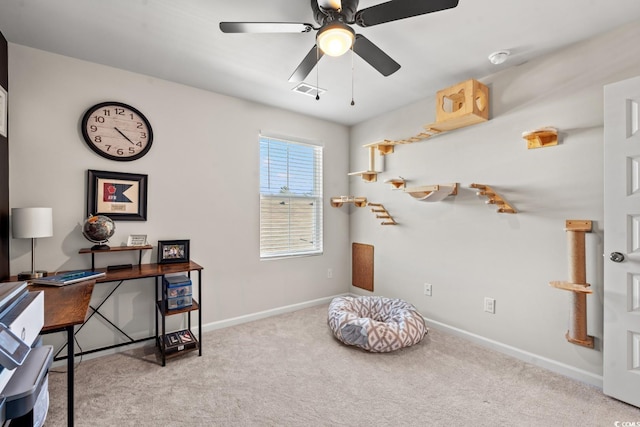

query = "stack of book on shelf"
[
  {"left": 163, "top": 274, "right": 193, "bottom": 310},
  {"left": 163, "top": 329, "right": 197, "bottom": 354}
]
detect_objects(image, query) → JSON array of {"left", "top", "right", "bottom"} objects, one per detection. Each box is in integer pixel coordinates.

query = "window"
[{"left": 259, "top": 135, "right": 323, "bottom": 258}]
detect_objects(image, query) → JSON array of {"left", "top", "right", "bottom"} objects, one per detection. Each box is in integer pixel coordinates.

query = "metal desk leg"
[
  {"left": 67, "top": 325, "right": 74, "bottom": 427},
  {"left": 198, "top": 270, "right": 202, "bottom": 357}
]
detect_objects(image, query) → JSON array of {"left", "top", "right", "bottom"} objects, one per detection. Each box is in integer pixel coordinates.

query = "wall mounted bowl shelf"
[{"left": 330, "top": 196, "right": 368, "bottom": 208}]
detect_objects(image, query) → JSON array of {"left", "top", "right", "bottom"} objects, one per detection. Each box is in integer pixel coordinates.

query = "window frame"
[{"left": 259, "top": 135, "right": 323, "bottom": 260}]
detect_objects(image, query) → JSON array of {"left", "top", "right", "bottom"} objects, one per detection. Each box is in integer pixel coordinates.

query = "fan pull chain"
[
  {"left": 350, "top": 46, "right": 355, "bottom": 106},
  {"left": 316, "top": 44, "right": 320, "bottom": 101}
]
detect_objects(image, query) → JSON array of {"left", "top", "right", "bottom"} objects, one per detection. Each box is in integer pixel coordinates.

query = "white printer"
[{"left": 0, "top": 281, "right": 52, "bottom": 427}]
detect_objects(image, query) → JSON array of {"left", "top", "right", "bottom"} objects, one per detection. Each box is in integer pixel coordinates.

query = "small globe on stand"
[{"left": 82, "top": 214, "right": 116, "bottom": 250}]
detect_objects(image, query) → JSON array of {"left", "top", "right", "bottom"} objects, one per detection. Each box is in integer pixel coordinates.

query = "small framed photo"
[
  {"left": 0, "top": 85, "right": 7, "bottom": 138},
  {"left": 157, "top": 240, "right": 190, "bottom": 264},
  {"left": 127, "top": 234, "right": 148, "bottom": 247},
  {"left": 87, "top": 170, "right": 148, "bottom": 221}
]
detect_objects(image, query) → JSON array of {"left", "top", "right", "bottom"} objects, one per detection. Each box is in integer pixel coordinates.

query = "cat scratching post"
[{"left": 549, "top": 220, "right": 594, "bottom": 348}]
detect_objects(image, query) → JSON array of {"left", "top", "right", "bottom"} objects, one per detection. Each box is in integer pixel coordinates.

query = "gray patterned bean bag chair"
[{"left": 328, "top": 296, "right": 428, "bottom": 352}]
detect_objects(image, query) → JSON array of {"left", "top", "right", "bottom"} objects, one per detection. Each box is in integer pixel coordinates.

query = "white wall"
[
  {"left": 348, "top": 20, "right": 640, "bottom": 384},
  {"left": 8, "top": 45, "right": 351, "bottom": 351}
]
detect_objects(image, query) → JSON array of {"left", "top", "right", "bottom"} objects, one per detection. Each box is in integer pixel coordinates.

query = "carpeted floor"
[{"left": 43, "top": 304, "right": 639, "bottom": 426}]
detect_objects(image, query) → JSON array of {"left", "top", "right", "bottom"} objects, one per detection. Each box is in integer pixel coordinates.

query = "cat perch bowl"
[{"left": 404, "top": 183, "right": 458, "bottom": 202}]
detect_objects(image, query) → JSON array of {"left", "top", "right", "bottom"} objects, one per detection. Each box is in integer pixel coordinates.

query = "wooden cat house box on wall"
[{"left": 432, "top": 79, "right": 489, "bottom": 132}]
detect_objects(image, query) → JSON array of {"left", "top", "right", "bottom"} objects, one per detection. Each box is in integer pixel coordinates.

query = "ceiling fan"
[{"left": 220, "top": 0, "right": 459, "bottom": 83}]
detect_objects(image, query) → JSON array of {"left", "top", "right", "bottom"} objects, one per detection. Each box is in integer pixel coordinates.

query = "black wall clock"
[{"left": 81, "top": 101, "right": 153, "bottom": 161}]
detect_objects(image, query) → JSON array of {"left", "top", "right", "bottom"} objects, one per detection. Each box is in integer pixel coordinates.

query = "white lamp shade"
[{"left": 12, "top": 207, "right": 53, "bottom": 238}]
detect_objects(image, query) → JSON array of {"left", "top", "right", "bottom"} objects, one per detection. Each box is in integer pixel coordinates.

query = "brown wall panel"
[{"left": 352, "top": 243, "right": 373, "bottom": 291}]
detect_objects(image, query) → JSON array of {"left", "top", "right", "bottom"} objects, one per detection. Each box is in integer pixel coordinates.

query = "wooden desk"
[
  {"left": 28, "top": 280, "right": 95, "bottom": 427},
  {"left": 8, "top": 260, "right": 202, "bottom": 424},
  {"left": 91, "top": 260, "right": 203, "bottom": 283}
]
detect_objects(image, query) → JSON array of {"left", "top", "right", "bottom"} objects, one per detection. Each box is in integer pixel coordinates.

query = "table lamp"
[{"left": 11, "top": 207, "right": 53, "bottom": 280}]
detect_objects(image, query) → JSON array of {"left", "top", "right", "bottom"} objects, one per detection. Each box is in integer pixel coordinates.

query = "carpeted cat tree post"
[{"left": 549, "top": 219, "right": 594, "bottom": 348}]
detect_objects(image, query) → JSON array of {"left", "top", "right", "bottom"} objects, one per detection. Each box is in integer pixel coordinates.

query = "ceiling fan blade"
[
  {"left": 317, "top": 0, "right": 342, "bottom": 11},
  {"left": 219, "top": 22, "right": 314, "bottom": 33},
  {"left": 355, "top": 0, "right": 459, "bottom": 27},
  {"left": 288, "top": 45, "right": 324, "bottom": 83},
  {"left": 353, "top": 34, "right": 400, "bottom": 77}
]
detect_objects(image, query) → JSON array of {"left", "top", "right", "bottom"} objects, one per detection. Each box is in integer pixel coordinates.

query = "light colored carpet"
[{"left": 43, "top": 304, "right": 639, "bottom": 426}]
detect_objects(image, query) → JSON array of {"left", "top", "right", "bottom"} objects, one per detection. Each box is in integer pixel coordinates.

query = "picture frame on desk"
[
  {"left": 157, "top": 240, "right": 190, "bottom": 264},
  {"left": 127, "top": 234, "right": 148, "bottom": 247},
  {"left": 87, "top": 170, "right": 148, "bottom": 221}
]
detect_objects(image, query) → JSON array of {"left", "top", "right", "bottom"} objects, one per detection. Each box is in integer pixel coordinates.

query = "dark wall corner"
[{"left": 0, "top": 30, "right": 9, "bottom": 281}]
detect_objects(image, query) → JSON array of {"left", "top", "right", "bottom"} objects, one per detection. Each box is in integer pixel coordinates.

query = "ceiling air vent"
[{"left": 292, "top": 83, "right": 326, "bottom": 98}]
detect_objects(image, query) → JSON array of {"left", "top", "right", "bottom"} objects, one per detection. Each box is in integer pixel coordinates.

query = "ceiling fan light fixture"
[{"left": 317, "top": 23, "right": 355, "bottom": 57}]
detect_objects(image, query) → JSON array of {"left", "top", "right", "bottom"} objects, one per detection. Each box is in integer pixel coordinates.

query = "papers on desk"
[{"left": 30, "top": 270, "right": 105, "bottom": 286}]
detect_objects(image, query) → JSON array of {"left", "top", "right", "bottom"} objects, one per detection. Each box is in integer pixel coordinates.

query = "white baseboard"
[
  {"left": 200, "top": 294, "right": 346, "bottom": 333},
  {"left": 423, "top": 317, "right": 603, "bottom": 389}
]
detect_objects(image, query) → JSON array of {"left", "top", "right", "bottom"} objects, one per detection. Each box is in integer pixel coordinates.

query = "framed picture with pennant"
[{"left": 87, "top": 169, "right": 148, "bottom": 221}]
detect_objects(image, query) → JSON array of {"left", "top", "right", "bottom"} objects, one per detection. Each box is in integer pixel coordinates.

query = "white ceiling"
[{"left": 1, "top": 0, "right": 639, "bottom": 125}]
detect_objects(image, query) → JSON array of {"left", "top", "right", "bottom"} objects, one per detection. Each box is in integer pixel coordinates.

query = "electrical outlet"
[
  {"left": 424, "top": 283, "right": 432, "bottom": 296},
  {"left": 327, "top": 268, "right": 333, "bottom": 279},
  {"left": 484, "top": 297, "right": 495, "bottom": 314}
]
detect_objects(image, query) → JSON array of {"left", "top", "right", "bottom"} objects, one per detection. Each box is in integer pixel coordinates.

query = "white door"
[{"left": 603, "top": 75, "right": 640, "bottom": 407}]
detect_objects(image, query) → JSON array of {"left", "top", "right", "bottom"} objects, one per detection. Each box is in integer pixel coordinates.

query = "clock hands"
[{"left": 114, "top": 127, "right": 135, "bottom": 145}]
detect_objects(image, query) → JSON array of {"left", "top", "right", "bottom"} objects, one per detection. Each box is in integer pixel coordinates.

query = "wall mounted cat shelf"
[
  {"left": 384, "top": 177, "right": 406, "bottom": 190},
  {"left": 348, "top": 146, "right": 380, "bottom": 182},
  {"left": 522, "top": 127, "right": 558, "bottom": 149}
]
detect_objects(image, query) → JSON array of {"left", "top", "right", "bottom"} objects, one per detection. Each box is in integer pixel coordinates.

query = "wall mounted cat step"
[
  {"left": 470, "top": 183, "right": 517, "bottom": 213},
  {"left": 549, "top": 220, "right": 594, "bottom": 348},
  {"left": 363, "top": 79, "right": 489, "bottom": 156},
  {"left": 367, "top": 203, "right": 396, "bottom": 225},
  {"left": 404, "top": 183, "right": 458, "bottom": 202}
]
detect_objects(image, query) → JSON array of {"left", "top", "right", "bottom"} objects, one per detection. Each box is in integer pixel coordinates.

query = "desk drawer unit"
[
  {"left": 163, "top": 275, "right": 193, "bottom": 310},
  {"left": 166, "top": 284, "right": 192, "bottom": 298},
  {"left": 167, "top": 295, "right": 192, "bottom": 310}
]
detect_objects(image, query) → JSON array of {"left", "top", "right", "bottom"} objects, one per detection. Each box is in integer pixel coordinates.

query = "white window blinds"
[{"left": 259, "top": 136, "right": 323, "bottom": 258}]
